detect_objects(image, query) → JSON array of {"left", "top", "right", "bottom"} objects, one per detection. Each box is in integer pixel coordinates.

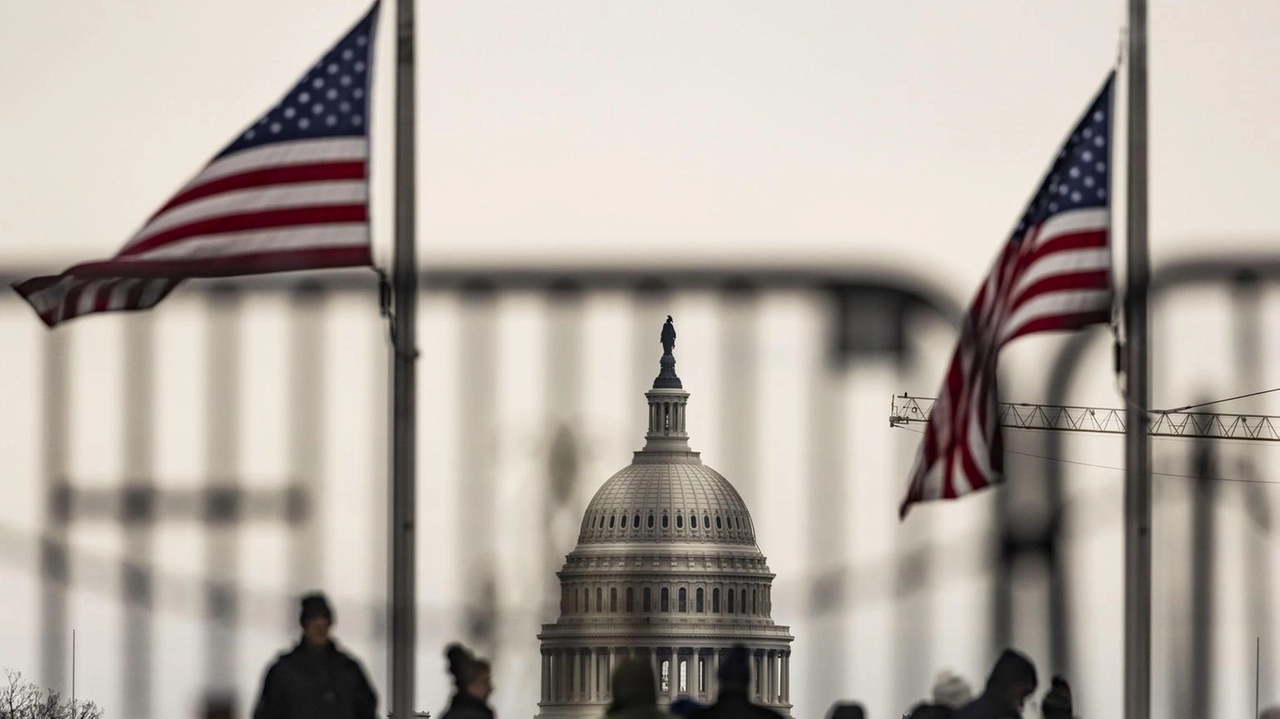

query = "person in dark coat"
[
  {"left": 669, "top": 698, "right": 703, "bottom": 718},
  {"left": 953, "top": 649, "right": 1037, "bottom": 719},
  {"left": 252, "top": 593, "right": 378, "bottom": 719},
  {"left": 1040, "top": 676, "right": 1073, "bottom": 719},
  {"left": 606, "top": 659, "right": 672, "bottom": 719},
  {"left": 439, "top": 643, "right": 495, "bottom": 719},
  {"left": 691, "top": 645, "right": 784, "bottom": 719},
  {"left": 904, "top": 704, "right": 954, "bottom": 719},
  {"left": 826, "top": 702, "right": 865, "bottom": 719}
]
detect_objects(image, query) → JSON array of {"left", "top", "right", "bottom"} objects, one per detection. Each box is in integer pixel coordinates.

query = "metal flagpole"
[
  {"left": 390, "top": 0, "right": 419, "bottom": 716},
  {"left": 1123, "top": 0, "right": 1151, "bottom": 717}
]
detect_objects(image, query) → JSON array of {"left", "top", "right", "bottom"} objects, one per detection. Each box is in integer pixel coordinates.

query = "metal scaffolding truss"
[{"left": 889, "top": 394, "right": 1280, "bottom": 442}]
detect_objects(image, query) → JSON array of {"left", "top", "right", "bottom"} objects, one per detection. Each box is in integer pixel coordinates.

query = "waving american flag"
[
  {"left": 14, "top": 3, "right": 380, "bottom": 327},
  {"left": 899, "top": 73, "right": 1115, "bottom": 519}
]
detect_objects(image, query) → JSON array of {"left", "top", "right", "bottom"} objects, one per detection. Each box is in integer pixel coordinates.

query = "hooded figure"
[
  {"left": 690, "top": 645, "right": 784, "bottom": 719},
  {"left": 439, "top": 643, "right": 495, "bottom": 719},
  {"left": 252, "top": 593, "right": 378, "bottom": 719},
  {"left": 606, "top": 659, "right": 672, "bottom": 719},
  {"left": 954, "top": 649, "right": 1038, "bottom": 719}
]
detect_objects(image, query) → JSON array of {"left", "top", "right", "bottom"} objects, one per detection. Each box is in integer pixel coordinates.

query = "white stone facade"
[{"left": 536, "top": 351, "right": 793, "bottom": 718}]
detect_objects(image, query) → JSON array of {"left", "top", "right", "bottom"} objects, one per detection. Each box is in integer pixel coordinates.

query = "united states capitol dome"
[
  {"left": 577, "top": 462, "right": 757, "bottom": 546},
  {"left": 535, "top": 317, "right": 793, "bottom": 719}
]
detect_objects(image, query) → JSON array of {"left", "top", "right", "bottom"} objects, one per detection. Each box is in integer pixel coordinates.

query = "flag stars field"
[{"left": 11, "top": 2, "right": 382, "bottom": 327}]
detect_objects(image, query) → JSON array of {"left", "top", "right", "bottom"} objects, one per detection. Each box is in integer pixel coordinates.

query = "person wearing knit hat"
[
  {"left": 690, "top": 645, "right": 784, "bottom": 719},
  {"left": 252, "top": 592, "right": 377, "bottom": 719},
  {"left": 439, "top": 643, "right": 495, "bottom": 719},
  {"left": 931, "top": 671, "right": 974, "bottom": 710},
  {"left": 953, "top": 649, "right": 1038, "bottom": 719}
]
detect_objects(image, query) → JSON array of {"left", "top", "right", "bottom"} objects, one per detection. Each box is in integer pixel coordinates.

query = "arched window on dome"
[
  {"left": 620, "top": 514, "right": 627, "bottom": 529},
  {"left": 634, "top": 513, "right": 640, "bottom": 528},
  {"left": 608, "top": 515, "right": 615, "bottom": 529},
  {"left": 752, "top": 588, "right": 758, "bottom": 614},
  {"left": 740, "top": 589, "right": 747, "bottom": 615},
  {"left": 678, "top": 588, "right": 687, "bottom": 612},
  {"left": 703, "top": 514, "right": 710, "bottom": 530},
  {"left": 643, "top": 587, "right": 652, "bottom": 612},
  {"left": 712, "top": 588, "right": 720, "bottom": 613},
  {"left": 596, "top": 587, "right": 603, "bottom": 612},
  {"left": 676, "top": 514, "right": 683, "bottom": 529},
  {"left": 696, "top": 588, "right": 704, "bottom": 613},
  {"left": 716, "top": 515, "right": 723, "bottom": 529},
  {"left": 610, "top": 588, "right": 618, "bottom": 612},
  {"left": 660, "top": 587, "right": 669, "bottom": 613},
  {"left": 648, "top": 514, "right": 655, "bottom": 529},
  {"left": 662, "top": 514, "right": 669, "bottom": 529},
  {"left": 626, "top": 587, "right": 634, "bottom": 612},
  {"left": 727, "top": 589, "right": 735, "bottom": 613},
  {"left": 691, "top": 515, "right": 698, "bottom": 529}
]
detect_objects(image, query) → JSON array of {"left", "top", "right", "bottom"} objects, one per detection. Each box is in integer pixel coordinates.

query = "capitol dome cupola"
[
  {"left": 535, "top": 317, "right": 794, "bottom": 719},
  {"left": 640, "top": 315, "right": 694, "bottom": 457}
]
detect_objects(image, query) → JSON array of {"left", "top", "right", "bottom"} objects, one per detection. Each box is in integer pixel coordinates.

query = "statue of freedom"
[{"left": 661, "top": 316, "right": 676, "bottom": 355}]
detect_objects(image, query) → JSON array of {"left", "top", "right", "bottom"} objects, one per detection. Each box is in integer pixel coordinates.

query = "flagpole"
[
  {"left": 1123, "top": 0, "right": 1151, "bottom": 717},
  {"left": 390, "top": 0, "right": 418, "bottom": 716}
]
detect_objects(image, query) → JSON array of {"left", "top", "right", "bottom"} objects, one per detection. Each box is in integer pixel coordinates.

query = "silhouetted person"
[
  {"left": 691, "top": 645, "right": 783, "bottom": 719},
  {"left": 669, "top": 698, "right": 703, "bottom": 717},
  {"left": 661, "top": 316, "right": 677, "bottom": 355},
  {"left": 953, "top": 649, "right": 1037, "bottom": 719},
  {"left": 904, "top": 669, "right": 974, "bottom": 718},
  {"left": 905, "top": 705, "right": 953, "bottom": 719},
  {"left": 439, "top": 643, "right": 494, "bottom": 719},
  {"left": 931, "top": 671, "right": 973, "bottom": 711},
  {"left": 826, "top": 702, "right": 865, "bottom": 719},
  {"left": 1040, "top": 676, "right": 1073, "bottom": 719},
  {"left": 252, "top": 593, "right": 377, "bottom": 719},
  {"left": 606, "top": 659, "right": 671, "bottom": 719},
  {"left": 201, "top": 694, "right": 237, "bottom": 719}
]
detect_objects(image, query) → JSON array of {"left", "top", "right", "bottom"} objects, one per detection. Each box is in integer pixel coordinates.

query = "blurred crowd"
[{"left": 203, "top": 592, "right": 1276, "bottom": 719}]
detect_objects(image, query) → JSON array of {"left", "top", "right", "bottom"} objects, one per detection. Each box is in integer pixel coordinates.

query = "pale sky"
[
  {"left": 4, "top": 1, "right": 1280, "bottom": 290},
  {"left": 3, "top": 3, "right": 1280, "bottom": 719}
]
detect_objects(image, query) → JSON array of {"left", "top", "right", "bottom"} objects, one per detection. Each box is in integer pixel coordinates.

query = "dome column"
[
  {"left": 762, "top": 647, "right": 773, "bottom": 701},
  {"left": 540, "top": 649, "right": 549, "bottom": 703},
  {"left": 783, "top": 650, "right": 791, "bottom": 704}
]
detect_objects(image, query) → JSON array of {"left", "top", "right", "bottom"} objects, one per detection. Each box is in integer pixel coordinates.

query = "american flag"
[
  {"left": 899, "top": 74, "right": 1115, "bottom": 519},
  {"left": 13, "top": 3, "right": 380, "bottom": 328}
]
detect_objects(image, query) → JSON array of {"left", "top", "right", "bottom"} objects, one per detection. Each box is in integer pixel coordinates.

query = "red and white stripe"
[
  {"left": 13, "top": 136, "right": 369, "bottom": 327},
  {"left": 899, "top": 207, "right": 1111, "bottom": 518}
]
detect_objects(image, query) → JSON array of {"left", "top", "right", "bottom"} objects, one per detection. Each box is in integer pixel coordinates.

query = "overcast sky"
[{"left": 4, "top": 1, "right": 1280, "bottom": 296}]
